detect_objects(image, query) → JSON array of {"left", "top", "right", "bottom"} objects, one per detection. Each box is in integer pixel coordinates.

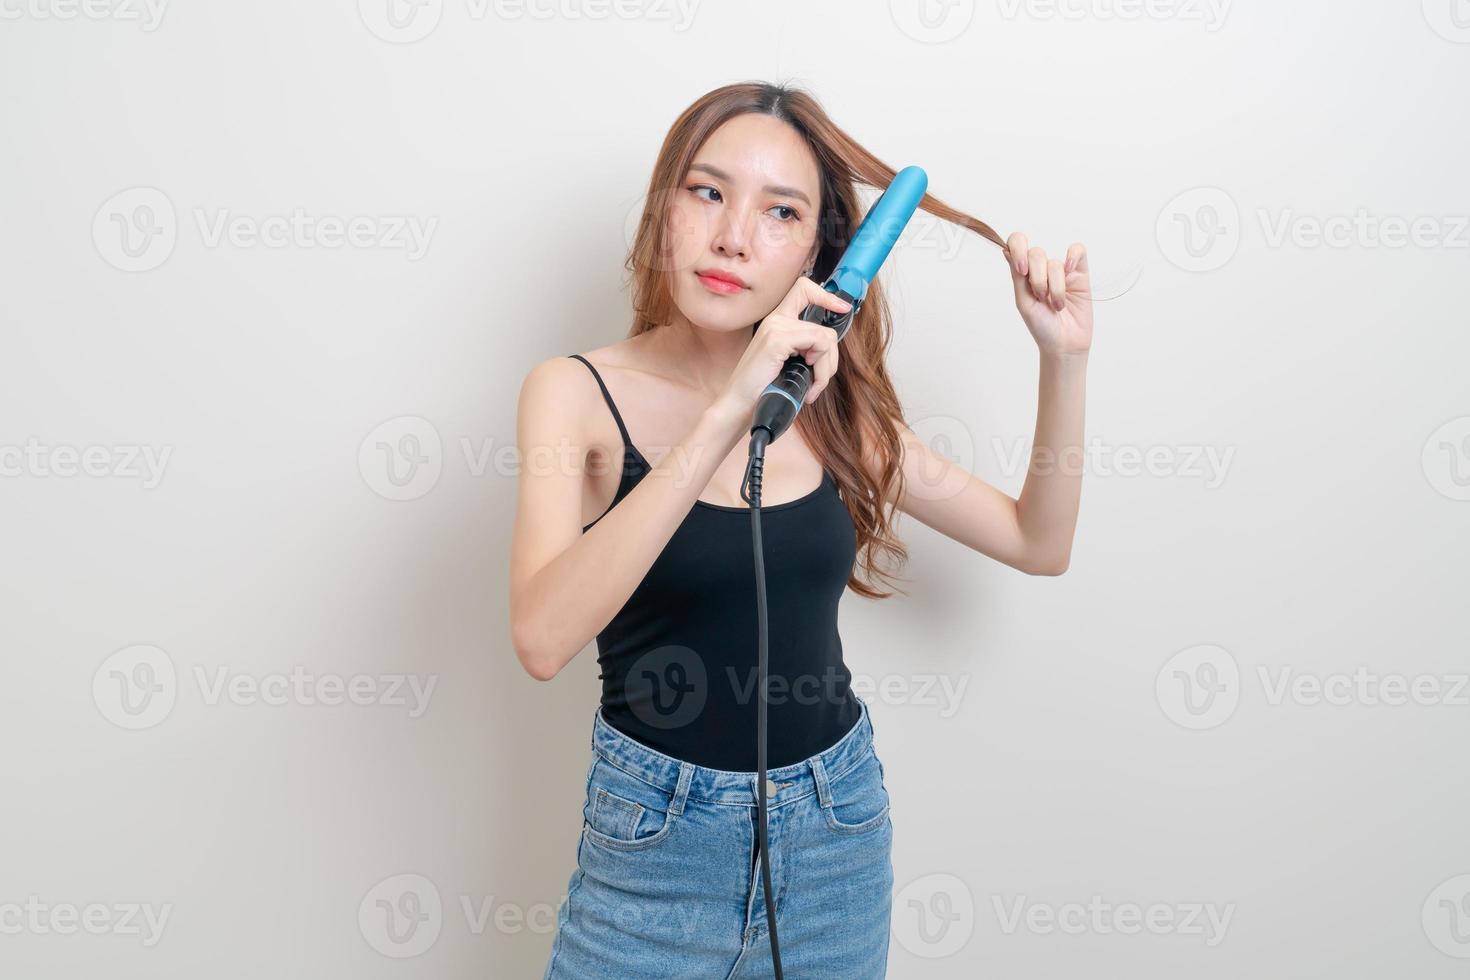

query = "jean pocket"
[
  {"left": 823, "top": 749, "right": 891, "bottom": 836},
  {"left": 582, "top": 757, "right": 678, "bottom": 851}
]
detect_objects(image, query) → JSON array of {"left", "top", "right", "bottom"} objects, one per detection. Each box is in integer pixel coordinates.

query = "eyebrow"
[{"left": 687, "top": 162, "right": 812, "bottom": 208}]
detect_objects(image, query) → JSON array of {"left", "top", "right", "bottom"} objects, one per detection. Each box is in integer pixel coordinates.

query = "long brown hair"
[{"left": 624, "top": 80, "right": 1007, "bottom": 600}]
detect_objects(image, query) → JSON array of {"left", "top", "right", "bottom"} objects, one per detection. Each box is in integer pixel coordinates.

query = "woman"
[{"left": 512, "top": 80, "right": 1092, "bottom": 978}]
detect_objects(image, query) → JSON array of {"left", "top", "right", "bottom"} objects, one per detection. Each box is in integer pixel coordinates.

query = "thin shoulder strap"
[{"left": 567, "top": 353, "right": 636, "bottom": 452}]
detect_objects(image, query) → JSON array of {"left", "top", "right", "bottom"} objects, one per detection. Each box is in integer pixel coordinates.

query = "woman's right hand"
[{"left": 714, "top": 276, "right": 853, "bottom": 417}]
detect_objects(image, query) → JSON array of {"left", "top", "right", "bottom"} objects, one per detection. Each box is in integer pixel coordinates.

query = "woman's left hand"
[{"left": 1004, "top": 232, "right": 1093, "bottom": 357}]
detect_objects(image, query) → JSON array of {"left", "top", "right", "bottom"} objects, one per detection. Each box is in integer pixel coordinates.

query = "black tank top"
[{"left": 569, "top": 353, "right": 862, "bottom": 771}]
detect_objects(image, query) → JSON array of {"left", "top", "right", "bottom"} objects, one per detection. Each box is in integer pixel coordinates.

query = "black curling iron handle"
[{"left": 750, "top": 301, "right": 857, "bottom": 444}]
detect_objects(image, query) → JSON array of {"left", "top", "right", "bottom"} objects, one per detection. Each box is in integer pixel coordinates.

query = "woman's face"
[{"left": 661, "top": 112, "right": 822, "bottom": 333}]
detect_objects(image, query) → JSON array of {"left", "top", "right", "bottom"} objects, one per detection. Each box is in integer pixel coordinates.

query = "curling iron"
[{"left": 740, "top": 165, "right": 929, "bottom": 978}]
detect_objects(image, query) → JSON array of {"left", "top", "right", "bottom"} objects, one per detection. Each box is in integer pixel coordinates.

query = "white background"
[{"left": 2, "top": 0, "right": 1468, "bottom": 977}]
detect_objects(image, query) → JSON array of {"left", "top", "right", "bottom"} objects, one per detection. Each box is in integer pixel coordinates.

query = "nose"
[{"left": 710, "top": 207, "right": 750, "bottom": 261}]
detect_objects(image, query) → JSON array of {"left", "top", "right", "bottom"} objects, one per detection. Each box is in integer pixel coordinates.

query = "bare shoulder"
[
  {"left": 564, "top": 335, "right": 661, "bottom": 381},
  {"left": 516, "top": 354, "right": 601, "bottom": 455},
  {"left": 516, "top": 339, "right": 648, "bottom": 453},
  {"left": 519, "top": 353, "right": 590, "bottom": 413}
]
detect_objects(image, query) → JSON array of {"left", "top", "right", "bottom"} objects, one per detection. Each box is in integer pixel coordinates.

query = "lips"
[{"left": 695, "top": 268, "right": 748, "bottom": 295}]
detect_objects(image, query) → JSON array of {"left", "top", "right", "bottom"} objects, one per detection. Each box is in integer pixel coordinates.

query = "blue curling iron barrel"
[{"left": 749, "top": 165, "right": 929, "bottom": 446}]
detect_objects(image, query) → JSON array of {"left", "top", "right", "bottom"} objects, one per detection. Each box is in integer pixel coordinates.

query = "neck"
[{"left": 649, "top": 308, "right": 759, "bottom": 398}]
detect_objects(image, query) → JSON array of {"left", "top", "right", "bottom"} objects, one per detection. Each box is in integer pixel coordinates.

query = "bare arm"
[
  {"left": 1014, "top": 350, "right": 1087, "bottom": 572},
  {"left": 874, "top": 350, "right": 1087, "bottom": 575},
  {"left": 508, "top": 356, "right": 750, "bottom": 681},
  {"left": 866, "top": 234, "right": 1092, "bottom": 575}
]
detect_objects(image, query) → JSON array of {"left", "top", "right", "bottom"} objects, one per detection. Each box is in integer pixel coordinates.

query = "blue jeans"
[{"left": 543, "top": 695, "right": 894, "bottom": 978}]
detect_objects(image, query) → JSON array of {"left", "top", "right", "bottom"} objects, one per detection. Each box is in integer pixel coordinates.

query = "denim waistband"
[{"left": 590, "top": 695, "right": 875, "bottom": 811}]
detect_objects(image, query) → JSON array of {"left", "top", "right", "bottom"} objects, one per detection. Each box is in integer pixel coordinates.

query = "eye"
[{"left": 687, "top": 184, "right": 799, "bottom": 222}]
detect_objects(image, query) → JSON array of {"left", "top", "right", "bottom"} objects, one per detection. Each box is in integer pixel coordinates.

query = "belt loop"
[
  {"left": 809, "top": 754, "right": 833, "bottom": 809},
  {"left": 668, "top": 761, "right": 695, "bottom": 816}
]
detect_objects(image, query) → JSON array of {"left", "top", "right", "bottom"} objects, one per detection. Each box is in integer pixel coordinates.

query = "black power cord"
[{"left": 740, "top": 427, "right": 783, "bottom": 978}]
